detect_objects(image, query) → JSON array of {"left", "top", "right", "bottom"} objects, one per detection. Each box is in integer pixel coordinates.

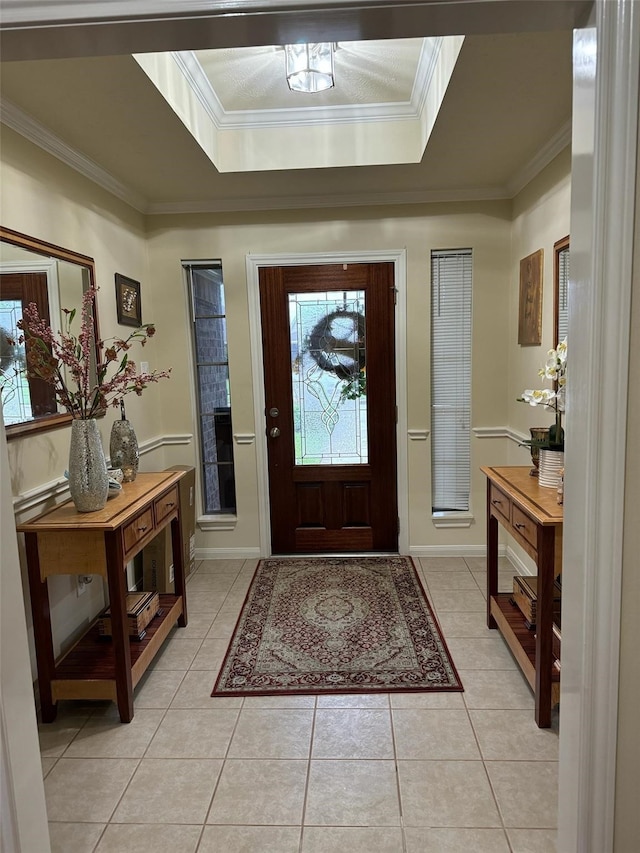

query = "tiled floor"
[{"left": 39, "top": 557, "right": 559, "bottom": 853}]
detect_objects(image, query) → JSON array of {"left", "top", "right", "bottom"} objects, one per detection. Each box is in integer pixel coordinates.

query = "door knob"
[{"left": 269, "top": 427, "right": 281, "bottom": 438}]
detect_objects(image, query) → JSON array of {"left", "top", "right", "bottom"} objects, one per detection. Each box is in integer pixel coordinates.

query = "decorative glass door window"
[
  {"left": 0, "top": 298, "right": 31, "bottom": 424},
  {"left": 289, "top": 290, "right": 368, "bottom": 465}
]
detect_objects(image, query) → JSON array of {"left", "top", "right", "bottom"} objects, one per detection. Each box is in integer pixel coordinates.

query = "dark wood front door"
[{"left": 259, "top": 262, "right": 398, "bottom": 554}]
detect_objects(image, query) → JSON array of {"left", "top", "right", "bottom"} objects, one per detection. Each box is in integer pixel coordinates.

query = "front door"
[{"left": 259, "top": 262, "right": 398, "bottom": 554}]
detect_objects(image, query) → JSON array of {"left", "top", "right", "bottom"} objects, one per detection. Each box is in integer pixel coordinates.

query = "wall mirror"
[
  {"left": 554, "top": 235, "right": 569, "bottom": 348},
  {"left": 0, "top": 226, "right": 100, "bottom": 439}
]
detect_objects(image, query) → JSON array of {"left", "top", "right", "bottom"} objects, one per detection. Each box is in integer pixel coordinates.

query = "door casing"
[{"left": 247, "top": 249, "right": 408, "bottom": 556}]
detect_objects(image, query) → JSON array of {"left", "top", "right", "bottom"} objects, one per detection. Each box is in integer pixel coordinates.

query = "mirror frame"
[
  {"left": 553, "top": 234, "right": 570, "bottom": 349},
  {"left": 1, "top": 226, "right": 102, "bottom": 440}
]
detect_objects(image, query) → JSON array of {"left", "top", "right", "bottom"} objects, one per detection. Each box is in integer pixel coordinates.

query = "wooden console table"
[
  {"left": 481, "top": 466, "right": 563, "bottom": 728},
  {"left": 18, "top": 471, "right": 188, "bottom": 723}
]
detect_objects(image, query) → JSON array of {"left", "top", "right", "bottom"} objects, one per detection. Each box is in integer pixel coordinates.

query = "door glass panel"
[
  {"left": 0, "top": 298, "right": 31, "bottom": 424},
  {"left": 289, "top": 290, "right": 367, "bottom": 465}
]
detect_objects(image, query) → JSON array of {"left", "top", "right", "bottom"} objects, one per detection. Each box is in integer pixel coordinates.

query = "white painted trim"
[
  {"left": 408, "top": 429, "right": 429, "bottom": 440},
  {"left": 196, "top": 547, "right": 261, "bottom": 560},
  {"left": 472, "top": 425, "right": 529, "bottom": 444},
  {"left": 558, "top": 4, "right": 639, "bottom": 851},
  {"left": 431, "top": 513, "right": 474, "bottom": 529},
  {"left": 507, "top": 120, "right": 572, "bottom": 197},
  {"left": 505, "top": 545, "right": 535, "bottom": 577},
  {"left": 409, "top": 544, "right": 504, "bottom": 558},
  {"left": 233, "top": 433, "right": 255, "bottom": 445},
  {"left": 197, "top": 515, "right": 237, "bottom": 532},
  {"left": 0, "top": 100, "right": 147, "bottom": 213},
  {"left": 246, "top": 249, "right": 408, "bottom": 557}
]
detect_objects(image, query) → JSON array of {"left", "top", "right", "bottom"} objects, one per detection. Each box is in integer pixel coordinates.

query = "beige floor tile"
[
  {"left": 404, "top": 827, "right": 510, "bottom": 852},
  {"left": 316, "top": 693, "right": 389, "bottom": 708},
  {"left": 241, "top": 694, "right": 316, "bottom": 708},
  {"left": 312, "top": 709, "right": 394, "bottom": 759},
  {"left": 152, "top": 638, "right": 202, "bottom": 670},
  {"left": 206, "top": 609, "right": 240, "bottom": 638},
  {"left": 199, "top": 825, "right": 301, "bottom": 853},
  {"left": 464, "top": 556, "right": 511, "bottom": 573},
  {"left": 445, "top": 638, "right": 517, "bottom": 669},
  {"left": 424, "top": 572, "right": 478, "bottom": 590},
  {"left": 48, "top": 821, "right": 105, "bottom": 853},
  {"left": 169, "top": 612, "right": 216, "bottom": 639},
  {"left": 304, "top": 759, "right": 401, "bottom": 826},
  {"left": 186, "top": 592, "right": 230, "bottom": 613},
  {"left": 207, "top": 759, "right": 307, "bottom": 825},
  {"left": 506, "top": 828, "right": 558, "bottom": 852},
  {"left": 95, "top": 823, "right": 201, "bottom": 853},
  {"left": 397, "top": 760, "right": 500, "bottom": 827},
  {"left": 228, "top": 708, "right": 313, "bottom": 758},
  {"left": 63, "top": 708, "right": 164, "bottom": 758},
  {"left": 389, "top": 691, "right": 465, "bottom": 709},
  {"left": 420, "top": 557, "right": 469, "bottom": 572},
  {"left": 436, "top": 612, "right": 495, "bottom": 639},
  {"left": 44, "top": 758, "right": 139, "bottom": 822},
  {"left": 189, "top": 638, "right": 230, "bottom": 670},
  {"left": 38, "top": 712, "right": 92, "bottom": 758},
  {"left": 42, "top": 756, "right": 57, "bottom": 777},
  {"left": 486, "top": 761, "right": 558, "bottom": 828},
  {"left": 470, "top": 710, "right": 559, "bottom": 760},
  {"left": 171, "top": 670, "right": 242, "bottom": 709},
  {"left": 393, "top": 709, "right": 480, "bottom": 760},
  {"left": 459, "top": 670, "right": 534, "bottom": 710},
  {"left": 302, "top": 826, "right": 404, "bottom": 852},
  {"left": 146, "top": 708, "right": 240, "bottom": 758},
  {"left": 429, "top": 589, "right": 487, "bottom": 612},
  {"left": 133, "top": 669, "right": 185, "bottom": 709},
  {"left": 113, "top": 758, "right": 222, "bottom": 824},
  {"left": 197, "top": 559, "right": 245, "bottom": 574}
]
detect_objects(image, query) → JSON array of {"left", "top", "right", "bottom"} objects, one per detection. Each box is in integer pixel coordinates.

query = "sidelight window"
[
  {"left": 184, "top": 261, "right": 236, "bottom": 515},
  {"left": 430, "top": 248, "right": 472, "bottom": 514}
]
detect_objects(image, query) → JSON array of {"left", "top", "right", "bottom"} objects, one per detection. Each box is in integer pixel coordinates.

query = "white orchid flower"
[{"left": 521, "top": 388, "right": 556, "bottom": 407}]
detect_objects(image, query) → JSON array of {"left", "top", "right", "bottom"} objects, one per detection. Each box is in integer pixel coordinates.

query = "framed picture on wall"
[
  {"left": 115, "top": 273, "right": 142, "bottom": 327},
  {"left": 518, "top": 249, "right": 543, "bottom": 346}
]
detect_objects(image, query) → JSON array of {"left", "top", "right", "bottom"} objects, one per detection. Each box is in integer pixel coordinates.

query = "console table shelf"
[
  {"left": 17, "top": 471, "right": 188, "bottom": 723},
  {"left": 481, "top": 466, "right": 563, "bottom": 727}
]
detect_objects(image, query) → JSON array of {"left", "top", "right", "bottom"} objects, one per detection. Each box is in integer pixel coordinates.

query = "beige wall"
[{"left": 146, "top": 200, "right": 514, "bottom": 553}]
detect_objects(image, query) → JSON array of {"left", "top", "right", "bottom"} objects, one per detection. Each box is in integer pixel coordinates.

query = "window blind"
[{"left": 430, "top": 249, "right": 472, "bottom": 513}]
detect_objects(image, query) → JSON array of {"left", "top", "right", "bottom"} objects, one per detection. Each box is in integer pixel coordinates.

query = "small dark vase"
[
  {"left": 109, "top": 401, "right": 139, "bottom": 483},
  {"left": 528, "top": 427, "right": 550, "bottom": 477}
]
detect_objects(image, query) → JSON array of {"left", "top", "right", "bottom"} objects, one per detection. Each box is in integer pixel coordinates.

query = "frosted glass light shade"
[{"left": 285, "top": 43, "right": 335, "bottom": 93}]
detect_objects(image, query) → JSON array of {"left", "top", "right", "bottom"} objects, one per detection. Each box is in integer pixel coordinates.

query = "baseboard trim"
[
  {"left": 196, "top": 547, "right": 262, "bottom": 560},
  {"left": 409, "top": 544, "right": 505, "bottom": 558}
]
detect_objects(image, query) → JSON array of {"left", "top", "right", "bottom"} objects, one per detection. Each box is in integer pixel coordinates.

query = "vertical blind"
[{"left": 431, "top": 249, "right": 473, "bottom": 513}]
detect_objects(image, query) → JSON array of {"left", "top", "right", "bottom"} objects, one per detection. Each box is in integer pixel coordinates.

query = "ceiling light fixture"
[{"left": 284, "top": 43, "right": 335, "bottom": 93}]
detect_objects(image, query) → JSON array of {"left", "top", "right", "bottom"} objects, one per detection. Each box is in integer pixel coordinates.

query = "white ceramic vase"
[{"left": 538, "top": 448, "right": 565, "bottom": 489}]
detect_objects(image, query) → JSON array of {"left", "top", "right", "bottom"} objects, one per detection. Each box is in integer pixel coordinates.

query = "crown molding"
[
  {"left": 147, "top": 184, "right": 509, "bottom": 215},
  {"left": 172, "top": 47, "right": 428, "bottom": 130},
  {"left": 507, "top": 119, "right": 572, "bottom": 197},
  {"left": 0, "top": 99, "right": 148, "bottom": 213}
]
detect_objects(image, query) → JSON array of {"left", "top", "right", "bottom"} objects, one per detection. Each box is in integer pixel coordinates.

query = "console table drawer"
[
  {"left": 123, "top": 508, "right": 154, "bottom": 553},
  {"left": 154, "top": 487, "right": 179, "bottom": 525},
  {"left": 490, "top": 484, "right": 511, "bottom": 523},
  {"left": 512, "top": 504, "right": 538, "bottom": 549}
]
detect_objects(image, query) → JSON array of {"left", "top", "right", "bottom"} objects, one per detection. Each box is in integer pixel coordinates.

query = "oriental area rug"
[{"left": 212, "top": 556, "right": 462, "bottom": 697}]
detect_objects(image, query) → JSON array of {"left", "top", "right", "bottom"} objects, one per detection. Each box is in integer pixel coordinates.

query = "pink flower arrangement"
[{"left": 17, "top": 285, "right": 171, "bottom": 419}]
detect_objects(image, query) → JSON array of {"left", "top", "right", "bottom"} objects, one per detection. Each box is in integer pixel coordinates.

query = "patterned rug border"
[{"left": 212, "top": 556, "right": 463, "bottom": 698}]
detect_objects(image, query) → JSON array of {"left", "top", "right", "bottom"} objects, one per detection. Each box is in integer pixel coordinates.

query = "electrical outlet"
[
  {"left": 76, "top": 576, "right": 87, "bottom": 596},
  {"left": 140, "top": 361, "right": 149, "bottom": 374}
]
